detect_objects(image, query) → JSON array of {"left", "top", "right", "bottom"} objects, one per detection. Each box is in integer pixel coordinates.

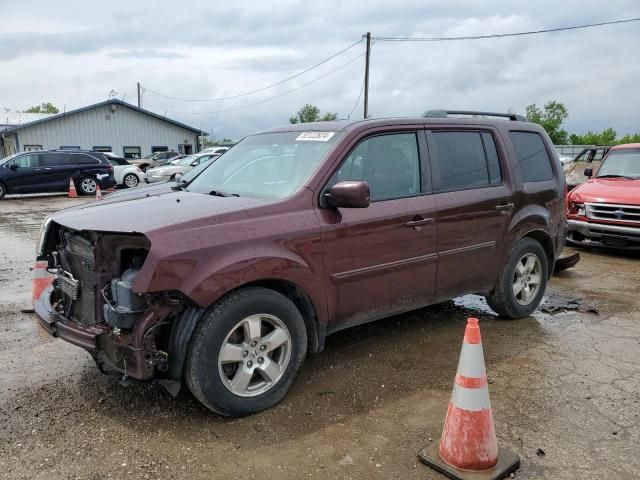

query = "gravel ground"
[{"left": 0, "top": 194, "right": 638, "bottom": 479}]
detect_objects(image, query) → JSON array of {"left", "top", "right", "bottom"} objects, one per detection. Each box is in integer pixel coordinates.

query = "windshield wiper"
[
  {"left": 209, "top": 190, "right": 240, "bottom": 197},
  {"left": 596, "top": 174, "right": 634, "bottom": 179}
]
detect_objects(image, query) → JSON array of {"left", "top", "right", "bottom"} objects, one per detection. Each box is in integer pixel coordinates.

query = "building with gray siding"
[{"left": 0, "top": 99, "right": 206, "bottom": 159}]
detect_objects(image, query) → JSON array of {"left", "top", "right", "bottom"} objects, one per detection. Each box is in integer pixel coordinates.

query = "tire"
[
  {"left": 485, "top": 238, "right": 548, "bottom": 319},
  {"left": 186, "top": 287, "right": 307, "bottom": 416},
  {"left": 0, "top": 182, "right": 6, "bottom": 200},
  {"left": 78, "top": 176, "right": 98, "bottom": 195},
  {"left": 123, "top": 173, "right": 139, "bottom": 188}
]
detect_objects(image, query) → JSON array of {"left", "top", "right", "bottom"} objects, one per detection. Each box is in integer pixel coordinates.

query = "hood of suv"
[
  {"left": 49, "top": 185, "right": 270, "bottom": 234},
  {"left": 570, "top": 177, "right": 640, "bottom": 205}
]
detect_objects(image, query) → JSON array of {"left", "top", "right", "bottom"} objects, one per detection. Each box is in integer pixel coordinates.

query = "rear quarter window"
[
  {"left": 70, "top": 154, "right": 101, "bottom": 165},
  {"left": 509, "top": 131, "right": 554, "bottom": 182}
]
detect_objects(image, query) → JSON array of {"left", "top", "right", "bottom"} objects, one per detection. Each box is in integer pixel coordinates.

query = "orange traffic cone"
[
  {"left": 418, "top": 318, "right": 520, "bottom": 480},
  {"left": 95, "top": 184, "right": 102, "bottom": 200},
  {"left": 68, "top": 178, "right": 78, "bottom": 198},
  {"left": 32, "top": 261, "right": 54, "bottom": 307}
]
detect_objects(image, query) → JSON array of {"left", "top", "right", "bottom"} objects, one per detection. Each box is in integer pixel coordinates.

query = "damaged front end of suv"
[{"left": 34, "top": 217, "right": 199, "bottom": 394}]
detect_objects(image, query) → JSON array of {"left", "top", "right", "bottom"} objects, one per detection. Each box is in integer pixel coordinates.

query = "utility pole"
[
  {"left": 363, "top": 32, "right": 371, "bottom": 119},
  {"left": 137, "top": 82, "right": 142, "bottom": 108}
]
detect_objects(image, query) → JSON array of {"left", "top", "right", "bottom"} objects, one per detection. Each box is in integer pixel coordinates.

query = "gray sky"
[{"left": 1, "top": 0, "right": 639, "bottom": 140}]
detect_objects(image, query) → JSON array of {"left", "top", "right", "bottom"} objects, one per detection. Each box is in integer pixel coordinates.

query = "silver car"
[{"left": 144, "top": 153, "right": 219, "bottom": 183}]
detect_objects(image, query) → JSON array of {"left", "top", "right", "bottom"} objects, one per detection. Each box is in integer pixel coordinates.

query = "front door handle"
[
  {"left": 406, "top": 217, "right": 434, "bottom": 230},
  {"left": 495, "top": 203, "right": 515, "bottom": 212}
]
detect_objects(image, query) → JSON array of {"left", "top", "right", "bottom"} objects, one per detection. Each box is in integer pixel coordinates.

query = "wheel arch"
[
  {"left": 212, "top": 279, "right": 324, "bottom": 354},
  {"left": 519, "top": 229, "right": 554, "bottom": 277}
]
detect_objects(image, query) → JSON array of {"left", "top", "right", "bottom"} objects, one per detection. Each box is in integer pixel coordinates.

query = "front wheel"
[
  {"left": 0, "top": 182, "right": 6, "bottom": 200},
  {"left": 485, "top": 238, "right": 548, "bottom": 319},
  {"left": 186, "top": 287, "right": 307, "bottom": 416}
]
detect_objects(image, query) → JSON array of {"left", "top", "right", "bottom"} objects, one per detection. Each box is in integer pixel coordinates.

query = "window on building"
[
  {"left": 123, "top": 146, "right": 141, "bottom": 159},
  {"left": 93, "top": 146, "right": 112, "bottom": 153},
  {"left": 178, "top": 144, "right": 193, "bottom": 155},
  {"left": 23, "top": 145, "right": 42, "bottom": 152},
  {"left": 431, "top": 131, "right": 503, "bottom": 192},
  {"left": 151, "top": 146, "right": 168, "bottom": 153},
  {"left": 509, "top": 131, "right": 553, "bottom": 182},
  {"left": 330, "top": 133, "right": 421, "bottom": 201},
  {"left": 60, "top": 146, "right": 81, "bottom": 150}
]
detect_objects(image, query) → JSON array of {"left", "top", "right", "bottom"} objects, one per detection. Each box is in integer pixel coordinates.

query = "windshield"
[
  {"left": 596, "top": 149, "right": 640, "bottom": 179},
  {"left": 174, "top": 155, "right": 199, "bottom": 166},
  {"left": 187, "top": 131, "right": 341, "bottom": 198}
]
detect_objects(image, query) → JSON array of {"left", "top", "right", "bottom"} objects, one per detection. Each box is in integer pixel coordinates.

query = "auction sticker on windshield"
[{"left": 296, "top": 132, "right": 336, "bottom": 142}]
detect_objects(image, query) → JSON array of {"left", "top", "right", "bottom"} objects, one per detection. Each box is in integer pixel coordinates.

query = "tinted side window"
[
  {"left": 481, "top": 133, "right": 502, "bottom": 185},
  {"left": 40, "top": 153, "right": 70, "bottom": 166},
  {"left": 13, "top": 154, "right": 40, "bottom": 168},
  {"left": 331, "top": 133, "right": 420, "bottom": 201},
  {"left": 431, "top": 131, "right": 497, "bottom": 191},
  {"left": 70, "top": 154, "right": 100, "bottom": 165},
  {"left": 509, "top": 131, "right": 553, "bottom": 182}
]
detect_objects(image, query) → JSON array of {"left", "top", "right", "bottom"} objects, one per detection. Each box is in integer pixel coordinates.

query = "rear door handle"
[
  {"left": 495, "top": 203, "right": 515, "bottom": 212},
  {"left": 406, "top": 217, "right": 434, "bottom": 229}
]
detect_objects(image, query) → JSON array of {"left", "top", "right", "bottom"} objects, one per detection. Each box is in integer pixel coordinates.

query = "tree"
[
  {"left": 24, "top": 102, "right": 59, "bottom": 114},
  {"left": 289, "top": 104, "right": 337, "bottom": 124},
  {"left": 525, "top": 101, "right": 569, "bottom": 144}
]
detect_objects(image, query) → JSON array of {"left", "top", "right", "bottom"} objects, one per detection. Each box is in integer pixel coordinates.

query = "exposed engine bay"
[{"left": 39, "top": 223, "right": 194, "bottom": 389}]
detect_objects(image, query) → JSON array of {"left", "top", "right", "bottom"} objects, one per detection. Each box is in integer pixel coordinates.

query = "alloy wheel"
[
  {"left": 512, "top": 253, "right": 542, "bottom": 305},
  {"left": 81, "top": 178, "right": 97, "bottom": 194},
  {"left": 217, "top": 314, "right": 292, "bottom": 397}
]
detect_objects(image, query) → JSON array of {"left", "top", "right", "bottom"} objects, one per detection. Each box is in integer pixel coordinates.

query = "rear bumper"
[
  {"left": 144, "top": 175, "right": 170, "bottom": 184},
  {"left": 34, "top": 285, "right": 108, "bottom": 352},
  {"left": 568, "top": 219, "right": 640, "bottom": 248},
  {"left": 97, "top": 175, "right": 117, "bottom": 189}
]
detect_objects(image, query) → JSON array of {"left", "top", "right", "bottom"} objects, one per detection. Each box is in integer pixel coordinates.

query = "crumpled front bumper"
[{"left": 34, "top": 285, "right": 108, "bottom": 353}]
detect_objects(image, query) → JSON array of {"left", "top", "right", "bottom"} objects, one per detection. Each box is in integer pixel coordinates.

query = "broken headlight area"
[{"left": 43, "top": 225, "right": 186, "bottom": 382}]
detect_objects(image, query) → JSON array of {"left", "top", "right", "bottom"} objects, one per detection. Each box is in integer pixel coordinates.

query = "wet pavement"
[{"left": 0, "top": 195, "right": 639, "bottom": 479}]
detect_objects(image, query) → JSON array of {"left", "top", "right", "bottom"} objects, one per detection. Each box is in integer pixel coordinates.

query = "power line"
[
  {"left": 348, "top": 77, "right": 366, "bottom": 119},
  {"left": 144, "top": 38, "right": 363, "bottom": 102},
  {"left": 156, "top": 51, "right": 366, "bottom": 115},
  {"left": 374, "top": 17, "right": 640, "bottom": 42}
]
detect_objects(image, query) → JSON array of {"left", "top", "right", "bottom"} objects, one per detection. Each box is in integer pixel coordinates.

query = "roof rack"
[{"left": 423, "top": 110, "right": 527, "bottom": 122}]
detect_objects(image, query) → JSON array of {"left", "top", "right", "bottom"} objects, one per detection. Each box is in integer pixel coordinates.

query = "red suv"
[
  {"left": 567, "top": 143, "right": 640, "bottom": 249},
  {"left": 34, "top": 111, "right": 566, "bottom": 415}
]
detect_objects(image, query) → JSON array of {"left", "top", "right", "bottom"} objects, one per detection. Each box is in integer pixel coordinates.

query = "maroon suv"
[{"left": 34, "top": 111, "right": 566, "bottom": 415}]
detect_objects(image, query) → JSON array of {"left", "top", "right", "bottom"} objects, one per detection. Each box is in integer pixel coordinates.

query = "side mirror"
[
  {"left": 324, "top": 181, "right": 370, "bottom": 208},
  {"left": 584, "top": 168, "right": 593, "bottom": 178},
  {"left": 9, "top": 164, "right": 18, "bottom": 171}
]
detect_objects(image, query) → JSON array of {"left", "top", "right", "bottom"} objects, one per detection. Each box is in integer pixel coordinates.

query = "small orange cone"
[
  {"left": 68, "top": 178, "right": 78, "bottom": 198},
  {"left": 418, "top": 318, "right": 520, "bottom": 480},
  {"left": 95, "top": 184, "right": 102, "bottom": 200},
  {"left": 32, "top": 261, "right": 54, "bottom": 307}
]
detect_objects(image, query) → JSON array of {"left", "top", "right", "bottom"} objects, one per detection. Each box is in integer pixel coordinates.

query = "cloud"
[{"left": 1, "top": 0, "right": 639, "bottom": 139}]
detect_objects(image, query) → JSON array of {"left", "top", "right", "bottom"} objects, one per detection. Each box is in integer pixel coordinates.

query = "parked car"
[
  {"left": 144, "top": 153, "right": 220, "bottom": 183},
  {"left": 0, "top": 150, "right": 115, "bottom": 199},
  {"left": 567, "top": 143, "right": 640, "bottom": 249},
  {"left": 103, "top": 154, "right": 145, "bottom": 188},
  {"left": 130, "top": 150, "right": 180, "bottom": 171},
  {"left": 563, "top": 145, "right": 611, "bottom": 190},
  {"left": 34, "top": 111, "right": 565, "bottom": 415}
]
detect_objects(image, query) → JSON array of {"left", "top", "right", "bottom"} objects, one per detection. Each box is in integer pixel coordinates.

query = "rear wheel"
[
  {"left": 123, "top": 173, "right": 139, "bottom": 188},
  {"left": 186, "top": 287, "right": 307, "bottom": 416},
  {"left": 78, "top": 176, "right": 97, "bottom": 195},
  {"left": 485, "top": 238, "right": 548, "bottom": 319},
  {"left": 0, "top": 182, "right": 6, "bottom": 200}
]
